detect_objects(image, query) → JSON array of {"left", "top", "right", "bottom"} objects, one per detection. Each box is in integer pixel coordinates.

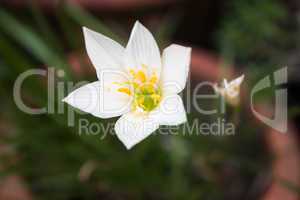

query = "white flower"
[
  {"left": 63, "top": 21, "right": 191, "bottom": 149},
  {"left": 214, "top": 75, "right": 244, "bottom": 106}
]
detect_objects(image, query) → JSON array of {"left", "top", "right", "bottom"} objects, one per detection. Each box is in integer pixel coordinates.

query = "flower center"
[
  {"left": 134, "top": 83, "right": 161, "bottom": 112},
  {"left": 116, "top": 67, "right": 161, "bottom": 112}
]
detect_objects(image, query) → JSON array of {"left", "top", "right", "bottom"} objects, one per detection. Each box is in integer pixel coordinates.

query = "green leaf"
[
  {"left": 29, "top": 0, "right": 65, "bottom": 55},
  {"left": 0, "top": 32, "right": 34, "bottom": 72},
  {"left": 0, "top": 9, "right": 71, "bottom": 79}
]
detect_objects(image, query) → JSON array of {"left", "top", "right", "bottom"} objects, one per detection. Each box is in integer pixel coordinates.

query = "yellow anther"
[
  {"left": 149, "top": 74, "right": 158, "bottom": 84},
  {"left": 129, "top": 69, "right": 136, "bottom": 77},
  {"left": 118, "top": 66, "right": 161, "bottom": 112},
  {"left": 117, "top": 87, "right": 131, "bottom": 96},
  {"left": 135, "top": 70, "right": 146, "bottom": 83},
  {"left": 151, "top": 94, "right": 161, "bottom": 103},
  {"left": 138, "top": 97, "right": 144, "bottom": 105}
]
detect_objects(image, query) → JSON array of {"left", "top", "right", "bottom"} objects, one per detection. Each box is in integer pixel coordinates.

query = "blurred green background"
[{"left": 0, "top": 0, "right": 299, "bottom": 199}]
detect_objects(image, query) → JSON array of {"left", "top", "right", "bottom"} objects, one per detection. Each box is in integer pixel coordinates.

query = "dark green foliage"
[{"left": 218, "top": 0, "right": 292, "bottom": 69}]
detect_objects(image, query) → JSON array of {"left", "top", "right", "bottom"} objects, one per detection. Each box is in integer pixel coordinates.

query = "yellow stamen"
[
  {"left": 149, "top": 73, "right": 158, "bottom": 84},
  {"left": 129, "top": 69, "right": 136, "bottom": 77},
  {"left": 118, "top": 67, "right": 161, "bottom": 112},
  {"left": 135, "top": 70, "right": 146, "bottom": 83},
  {"left": 151, "top": 94, "right": 161, "bottom": 104},
  {"left": 117, "top": 87, "right": 131, "bottom": 96}
]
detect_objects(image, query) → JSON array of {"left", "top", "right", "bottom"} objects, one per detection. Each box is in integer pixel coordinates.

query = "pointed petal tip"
[
  {"left": 118, "top": 136, "right": 135, "bottom": 150},
  {"left": 82, "top": 26, "right": 96, "bottom": 37},
  {"left": 240, "top": 74, "right": 245, "bottom": 80},
  {"left": 82, "top": 27, "right": 90, "bottom": 39},
  {"left": 115, "top": 128, "right": 137, "bottom": 150},
  {"left": 235, "top": 74, "right": 245, "bottom": 85},
  {"left": 124, "top": 143, "right": 134, "bottom": 150},
  {"left": 62, "top": 95, "right": 72, "bottom": 105},
  {"left": 134, "top": 20, "right": 142, "bottom": 27},
  {"left": 131, "top": 20, "right": 143, "bottom": 33},
  {"left": 131, "top": 20, "right": 149, "bottom": 35},
  {"left": 82, "top": 26, "right": 92, "bottom": 35},
  {"left": 61, "top": 96, "right": 67, "bottom": 103}
]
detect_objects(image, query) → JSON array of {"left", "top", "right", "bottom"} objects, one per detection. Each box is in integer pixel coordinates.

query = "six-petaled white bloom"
[
  {"left": 63, "top": 21, "right": 191, "bottom": 149},
  {"left": 214, "top": 75, "right": 244, "bottom": 106}
]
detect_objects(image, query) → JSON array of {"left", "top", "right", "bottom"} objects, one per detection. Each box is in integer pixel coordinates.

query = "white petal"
[
  {"left": 228, "top": 74, "right": 244, "bottom": 88},
  {"left": 225, "top": 74, "right": 244, "bottom": 98},
  {"left": 115, "top": 112, "right": 159, "bottom": 149},
  {"left": 161, "top": 44, "right": 191, "bottom": 95},
  {"left": 63, "top": 70, "right": 132, "bottom": 118},
  {"left": 98, "top": 70, "right": 133, "bottom": 118},
  {"left": 83, "top": 27, "right": 124, "bottom": 78},
  {"left": 150, "top": 94, "right": 187, "bottom": 126},
  {"left": 124, "top": 21, "right": 161, "bottom": 75}
]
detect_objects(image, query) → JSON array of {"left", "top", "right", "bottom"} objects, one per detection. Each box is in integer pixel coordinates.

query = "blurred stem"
[
  {"left": 232, "top": 104, "right": 241, "bottom": 126},
  {"left": 168, "top": 136, "right": 188, "bottom": 198},
  {"left": 29, "top": 0, "right": 65, "bottom": 55},
  {"left": 56, "top": 1, "right": 81, "bottom": 50},
  {"left": 0, "top": 32, "right": 33, "bottom": 73},
  {"left": 0, "top": 9, "right": 72, "bottom": 80}
]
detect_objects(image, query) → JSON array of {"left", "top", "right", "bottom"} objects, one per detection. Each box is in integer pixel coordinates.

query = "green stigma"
[{"left": 134, "top": 84, "right": 161, "bottom": 112}]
